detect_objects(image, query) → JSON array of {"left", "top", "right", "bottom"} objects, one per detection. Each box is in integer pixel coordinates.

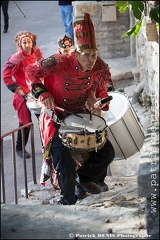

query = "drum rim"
[
  {"left": 102, "top": 91, "right": 129, "bottom": 125},
  {"left": 64, "top": 113, "right": 106, "bottom": 122},
  {"left": 64, "top": 113, "right": 107, "bottom": 132}
]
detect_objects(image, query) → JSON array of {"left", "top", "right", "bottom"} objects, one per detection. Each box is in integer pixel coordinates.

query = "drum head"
[
  {"left": 64, "top": 113, "right": 106, "bottom": 132},
  {"left": 102, "top": 92, "right": 129, "bottom": 125},
  {"left": 26, "top": 98, "right": 43, "bottom": 109}
]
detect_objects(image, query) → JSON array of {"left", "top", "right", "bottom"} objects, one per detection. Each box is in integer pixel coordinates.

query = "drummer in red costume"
[
  {"left": 55, "top": 34, "right": 115, "bottom": 198},
  {"left": 2, "top": 31, "right": 43, "bottom": 158},
  {"left": 25, "top": 13, "right": 115, "bottom": 205}
]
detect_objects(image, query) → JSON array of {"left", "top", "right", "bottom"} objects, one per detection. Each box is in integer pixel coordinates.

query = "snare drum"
[
  {"left": 102, "top": 92, "right": 145, "bottom": 159},
  {"left": 59, "top": 113, "right": 108, "bottom": 151},
  {"left": 26, "top": 97, "right": 42, "bottom": 115}
]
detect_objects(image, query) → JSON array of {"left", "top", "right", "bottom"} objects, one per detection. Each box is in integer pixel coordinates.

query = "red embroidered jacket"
[{"left": 25, "top": 51, "right": 114, "bottom": 148}]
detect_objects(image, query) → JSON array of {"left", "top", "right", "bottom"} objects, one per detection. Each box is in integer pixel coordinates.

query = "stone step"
[{"left": 106, "top": 57, "right": 138, "bottom": 88}]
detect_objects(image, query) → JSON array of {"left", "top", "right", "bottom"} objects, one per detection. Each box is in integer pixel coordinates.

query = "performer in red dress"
[
  {"left": 26, "top": 13, "right": 115, "bottom": 205},
  {"left": 2, "top": 31, "right": 43, "bottom": 158}
]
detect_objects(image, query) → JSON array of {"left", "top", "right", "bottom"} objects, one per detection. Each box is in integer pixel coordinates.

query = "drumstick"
[
  {"left": 55, "top": 107, "right": 87, "bottom": 120},
  {"left": 89, "top": 110, "right": 92, "bottom": 123},
  {"left": 91, "top": 95, "right": 113, "bottom": 112},
  {"left": 90, "top": 107, "right": 92, "bottom": 123},
  {"left": 96, "top": 96, "right": 113, "bottom": 106}
]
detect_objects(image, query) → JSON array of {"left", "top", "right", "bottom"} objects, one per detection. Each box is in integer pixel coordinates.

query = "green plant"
[{"left": 115, "top": 1, "right": 160, "bottom": 37}]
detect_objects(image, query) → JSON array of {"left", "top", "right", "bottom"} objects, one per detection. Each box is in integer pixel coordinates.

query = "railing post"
[
  {"left": 12, "top": 132, "right": 18, "bottom": 204},
  {"left": 1, "top": 122, "right": 37, "bottom": 204},
  {"left": 1, "top": 138, "right": 6, "bottom": 204},
  {"left": 30, "top": 124, "right": 37, "bottom": 184},
  {"left": 21, "top": 126, "right": 29, "bottom": 199}
]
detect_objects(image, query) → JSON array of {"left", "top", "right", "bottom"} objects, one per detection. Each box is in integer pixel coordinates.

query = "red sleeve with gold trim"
[{"left": 94, "top": 57, "right": 114, "bottom": 88}]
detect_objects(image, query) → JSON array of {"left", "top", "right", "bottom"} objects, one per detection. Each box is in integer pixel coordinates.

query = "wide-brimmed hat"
[{"left": 73, "top": 13, "right": 97, "bottom": 51}]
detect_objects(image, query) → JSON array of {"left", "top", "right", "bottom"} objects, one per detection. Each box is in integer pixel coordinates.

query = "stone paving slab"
[
  {"left": 1, "top": 176, "right": 148, "bottom": 239},
  {"left": 1, "top": 204, "right": 147, "bottom": 240}
]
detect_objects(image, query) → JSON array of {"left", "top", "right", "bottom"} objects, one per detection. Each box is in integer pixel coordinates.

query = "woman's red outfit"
[{"left": 3, "top": 47, "right": 43, "bottom": 154}]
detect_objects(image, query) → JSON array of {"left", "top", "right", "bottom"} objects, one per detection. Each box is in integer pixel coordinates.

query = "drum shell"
[
  {"left": 102, "top": 92, "right": 145, "bottom": 159},
  {"left": 59, "top": 129, "right": 107, "bottom": 151}
]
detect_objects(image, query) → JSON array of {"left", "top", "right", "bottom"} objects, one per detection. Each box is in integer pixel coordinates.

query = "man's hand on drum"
[
  {"left": 86, "top": 87, "right": 111, "bottom": 110},
  {"left": 94, "top": 98, "right": 107, "bottom": 109},
  {"left": 86, "top": 98, "right": 106, "bottom": 111},
  {"left": 40, "top": 95, "right": 57, "bottom": 110},
  {"left": 15, "top": 87, "right": 25, "bottom": 97}
]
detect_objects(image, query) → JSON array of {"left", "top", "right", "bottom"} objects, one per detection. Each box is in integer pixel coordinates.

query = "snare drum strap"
[
  {"left": 42, "top": 107, "right": 55, "bottom": 120},
  {"left": 41, "top": 107, "right": 67, "bottom": 125}
]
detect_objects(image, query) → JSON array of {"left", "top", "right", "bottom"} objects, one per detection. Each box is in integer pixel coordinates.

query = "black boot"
[
  {"left": 75, "top": 186, "right": 87, "bottom": 200},
  {"left": 16, "top": 123, "right": 30, "bottom": 158}
]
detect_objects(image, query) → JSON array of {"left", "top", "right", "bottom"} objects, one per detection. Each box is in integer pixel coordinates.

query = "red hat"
[{"left": 73, "top": 13, "right": 97, "bottom": 51}]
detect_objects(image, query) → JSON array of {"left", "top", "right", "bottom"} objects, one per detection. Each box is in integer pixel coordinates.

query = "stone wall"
[
  {"left": 136, "top": 16, "right": 159, "bottom": 123},
  {"left": 138, "top": 123, "right": 159, "bottom": 239},
  {"left": 73, "top": 1, "right": 130, "bottom": 59}
]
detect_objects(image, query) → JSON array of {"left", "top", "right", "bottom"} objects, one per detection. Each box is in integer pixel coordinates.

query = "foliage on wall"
[{"left": 115, "top": 1, "right": 160, "bottom": 37}]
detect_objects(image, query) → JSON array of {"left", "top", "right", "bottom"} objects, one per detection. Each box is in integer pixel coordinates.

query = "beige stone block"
[
  {"left": 146, "top": 22, "right": 158, "bottom": 42},
  {"left": 74, "top": 3, "right": 98, "bottom": 18}
]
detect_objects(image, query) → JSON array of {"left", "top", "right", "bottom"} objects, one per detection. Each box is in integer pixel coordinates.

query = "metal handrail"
[{"left": 1, "top": 122, "right": 37, "bottom": 204}]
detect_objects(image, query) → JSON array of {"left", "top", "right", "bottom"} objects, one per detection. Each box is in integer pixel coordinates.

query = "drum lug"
[
  {"left": 95, "top": 130, "right": 102, "bottom": 143},
  {"left": 87, "top": 137, "right": 91, "bottom": 146},
  {"left": 65, "top": 137, "right": 72, "bottom": 146},
  {"left": 105, "top": 129, "right": 108, "bottom": 139},
  {"left": 73, "top": 137, "right": 78, "bottom": 145},
  {"left": 59, "top": 134, "right": 72, "bottom": 147}
]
